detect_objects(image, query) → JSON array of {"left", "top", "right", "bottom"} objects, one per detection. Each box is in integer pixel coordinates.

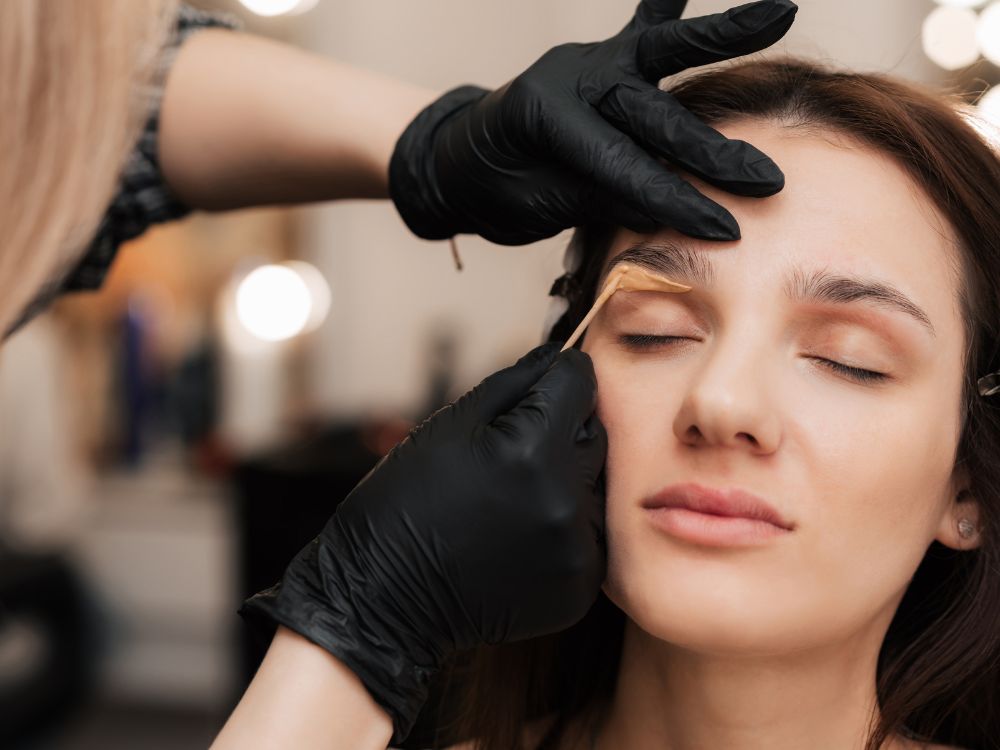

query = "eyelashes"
[
  {"left": 814, "top": 359, "right": 888, "bottom": 384},
  {"left": 617, "top": 334, "right": 889, "bottom": 386},
  {"left": 619, "top": 333, "right": 688, "bottom": 348}
]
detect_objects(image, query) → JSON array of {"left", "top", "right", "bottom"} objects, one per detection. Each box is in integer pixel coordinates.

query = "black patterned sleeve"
[
  {"left": 65, "top": 4, "right": 240, "bottom": 292},
  {"left": 4, "top": 5, "right": 239, "bottom": 338}
]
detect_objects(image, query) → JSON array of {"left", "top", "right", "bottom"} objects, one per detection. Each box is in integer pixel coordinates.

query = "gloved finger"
[
  {"left": 578, "top": 421, "right": 608, "bottom": 539},
  {"left": 575, "top": 411, "right": 607, "bottom": 445},
  {"left": 598, "top": 81, "right": 784, "bottom": 197},
  {"left": 592, "top": 187, "right": 659, "bottom": 234},
  {"left": 637, "top": 0, "right": 797, "bottom": 83},
  {"left": 462, "top": 342, "right": 562, "bottom": 423},
  {"left": 631, "top": 0, "right": 688, "bottom": 29},
  {"left": 495, "top": 349, "right": 600, "bottom": 441},
  {"left": 575, "top": 510, "right": 608, "bottom": 604},
  {"left": 528, "top": 173, "right": 660, "bottom": 237},
  {"left": 587, "top": 478, "right": 608, "bottom": 557},
  {"left": 552, "top": 111, "right": 740, "bottom": 240},
  {"left": 483, "top": 182, "right": 657, "bottom": 243},
  {"left": 576, "top": 416, "right": 608, "bottom": 487}
]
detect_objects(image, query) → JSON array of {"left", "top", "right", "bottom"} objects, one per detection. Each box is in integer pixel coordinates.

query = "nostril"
[{"left": 736, "top": 432, "right": 759, "bottom": 447}]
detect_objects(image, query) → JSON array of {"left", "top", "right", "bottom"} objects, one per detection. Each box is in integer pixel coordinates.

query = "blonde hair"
[{"left": 0, "top": 0, "right": 177, "bottom": 333}]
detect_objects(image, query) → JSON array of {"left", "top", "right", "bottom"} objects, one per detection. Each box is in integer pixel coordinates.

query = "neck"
[{"left": 596, "top": 618, "right": 906, "bottom": 750}]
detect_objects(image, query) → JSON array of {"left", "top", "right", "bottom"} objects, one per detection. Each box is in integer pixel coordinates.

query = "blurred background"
[{"left": 1, "top": 0, "right": 996, "bottom": 747}]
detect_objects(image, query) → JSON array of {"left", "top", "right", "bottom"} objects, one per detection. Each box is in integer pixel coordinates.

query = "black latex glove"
[
  {"left": 390, "top": 0, "right": 797, "bottom": 246},
  {"left": 241, "top": 343, "right": 607, "bottom": 744}
]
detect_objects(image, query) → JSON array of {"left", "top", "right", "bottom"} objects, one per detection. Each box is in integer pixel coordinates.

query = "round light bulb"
[
  {"left": 283, "top": 261, "right": 331, "bottom": 332},
  {"left": 235, "top": 264, "right": 312, "bottom": 342},
  {"left": 237, "top": 0, "right": 305, "bottom": 17},
  {"left": 977, "top": 2, "right": 1000, "bottom": 64},
  {"left": 923, "top": 6, "right": 981, "bottom": 70},
  {"left": 933, "top": 0, "right": 988, "bottom": 9},
  {"left": 979, "top": 86, "right": 1000, "bottom": 128}
]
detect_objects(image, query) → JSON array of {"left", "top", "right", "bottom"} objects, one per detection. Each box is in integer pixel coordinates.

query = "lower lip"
[{"left": 644, "top": 507, "right": 791, "bottom": 547}]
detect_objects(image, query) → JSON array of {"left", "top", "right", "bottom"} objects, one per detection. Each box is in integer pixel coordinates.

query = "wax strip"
[{"left": 560, "top": 264, "right": 691, "bottom": 352}]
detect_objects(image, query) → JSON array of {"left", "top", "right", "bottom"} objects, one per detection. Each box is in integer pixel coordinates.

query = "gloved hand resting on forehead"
[{"left": 390, "top": 0, "right": 797, "bottom": 245}]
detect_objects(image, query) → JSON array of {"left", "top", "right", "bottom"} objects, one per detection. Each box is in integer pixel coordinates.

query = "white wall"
[{"left": 286, "top": 0, "right": 940, "bottom": 418}]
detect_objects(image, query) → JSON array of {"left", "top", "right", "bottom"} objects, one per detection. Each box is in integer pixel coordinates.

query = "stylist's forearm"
[
  {"left": 159, "top": 30, "right": 436, "bottom": 209},
  {"left": 211, "top": 626, "right": 393, "bottom": 750}
]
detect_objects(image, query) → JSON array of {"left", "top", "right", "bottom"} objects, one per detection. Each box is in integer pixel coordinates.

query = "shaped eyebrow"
[
  {"left": 784, "top": 268, "right": 935, "bottom": 337},
  {"left": 603, "top": 241, "right": 714, "bottom": 288},
  {"left": 602, "top": 240, "right": 935, "bottom": 337}
]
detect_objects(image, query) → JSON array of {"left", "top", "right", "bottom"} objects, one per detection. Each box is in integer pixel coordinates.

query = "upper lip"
[{"left": 642, "top": 483, "right": 794, "bottom": 531}]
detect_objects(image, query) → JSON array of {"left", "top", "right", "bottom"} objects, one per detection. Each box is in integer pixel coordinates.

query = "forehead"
[{"left": 605, "top": 119, "right": 964, "bottom": 335}]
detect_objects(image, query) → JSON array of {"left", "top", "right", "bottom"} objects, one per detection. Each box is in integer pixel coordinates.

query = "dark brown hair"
[{"left": 430, "top": 58, "right": 1000, "bottom": 750}]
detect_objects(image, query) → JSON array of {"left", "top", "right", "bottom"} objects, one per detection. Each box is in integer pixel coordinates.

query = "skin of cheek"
[{"left": 581, "top": 314, "right": 964, "bottom": 656}]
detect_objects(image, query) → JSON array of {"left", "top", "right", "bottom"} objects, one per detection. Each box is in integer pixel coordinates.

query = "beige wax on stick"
[{"left": 560, "top": 264, "right": 691, "bottom": 352}]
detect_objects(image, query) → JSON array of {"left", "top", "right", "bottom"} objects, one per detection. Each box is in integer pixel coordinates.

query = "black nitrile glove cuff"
[
  {"left": 239, "top": 536, "right": 442, "bottom": 745},
  {"left": 389, "top": 85, "right": 490, "bottom": 240}
]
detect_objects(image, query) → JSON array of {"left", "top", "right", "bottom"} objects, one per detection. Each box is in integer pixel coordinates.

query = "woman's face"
[{"left": 581, "top": 119, "right": 979, "bottom": 654}]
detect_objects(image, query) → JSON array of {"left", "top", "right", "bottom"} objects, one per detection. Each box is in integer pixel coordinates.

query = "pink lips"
[{"left": 642, "top": 483, "right": 794, "bottom": 547}]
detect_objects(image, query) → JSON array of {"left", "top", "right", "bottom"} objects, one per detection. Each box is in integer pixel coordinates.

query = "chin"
[
  {"left": 605, "top": 585, "right": 788, "bottom": 656},
  {"left": 601, "top": 551, "right": 844, "bottom": 657}
]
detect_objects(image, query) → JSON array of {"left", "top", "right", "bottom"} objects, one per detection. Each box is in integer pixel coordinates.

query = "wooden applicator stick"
[{"left": 560, "top": 264, "right": 691, "bottom": 352}]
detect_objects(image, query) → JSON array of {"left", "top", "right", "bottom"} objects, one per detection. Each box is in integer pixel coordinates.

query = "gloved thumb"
[
  {"left": 492, "top": 348, "right": 600, "bottom": 442},
  {"left": 458, "top": 342, "right": 563, "bottom": 424}
]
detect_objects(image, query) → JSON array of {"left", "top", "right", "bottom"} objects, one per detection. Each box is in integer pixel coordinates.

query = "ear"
[{"left": 935, "top": 470, "right": 982, "bottom": 551}]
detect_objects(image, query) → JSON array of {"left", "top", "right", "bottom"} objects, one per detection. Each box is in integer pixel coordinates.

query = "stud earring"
[{"left": 958, "top": 518, "right": 977, "bottom": 540}]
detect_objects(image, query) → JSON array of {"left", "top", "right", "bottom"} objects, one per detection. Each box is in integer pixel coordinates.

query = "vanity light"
[
  {"left": 977, "top": 2, "right": 1000, "bottom": 64},
  {"left": 923, "top": 5, "right": 982, "bottom": 70},
  {"left": 237, "top": 0, "right": 318, "bottom": 18}
]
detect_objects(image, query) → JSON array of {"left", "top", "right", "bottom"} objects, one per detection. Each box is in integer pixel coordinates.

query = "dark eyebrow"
[
  {"left": 602, "top": 241, "right": 715, "bottom": 287},
  {"left": 600, "top": 239, "right": 935, "bottom": 337},
  {"left": 785, "top": 268, "right": 936, "bottom": 337}
]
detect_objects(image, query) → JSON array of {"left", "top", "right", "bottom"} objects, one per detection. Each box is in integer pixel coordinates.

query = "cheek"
[
  {"left": 587, "top": 341, "right": 674, "bottom": 505},
  {"left": 793, "top": 382, "right": 960, "bottom": 600},
  {"left": 793, "top": 362, "right": 961, "bottom": 542},
  {"left": 584, "top": 333, "right": 965, "bottom": 655},
  {"left": 586, "top": 341, "right": 680, "bottom": 616}
]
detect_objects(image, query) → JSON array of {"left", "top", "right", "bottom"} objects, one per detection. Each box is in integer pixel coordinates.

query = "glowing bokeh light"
[
  {"left": 237, "top": 0, "right": 317, "bottom": 17},
  {"left": 283, "top": 261, "right": 331, "bottom": 332},
  {"left": 976, "top": 86, "right": 1000, "bottom": 128},
  {"left": 235, "top": 265, "right": 312, "bottom": 342},
  {"left": 933, "top": 0, "right": 988, "bottom": 9},
  {"left": 977, "top": 2, "right": 1000, "bottom": 64},
  {"left": 923, "top": 6, "right": 981, "bottom": 69}
]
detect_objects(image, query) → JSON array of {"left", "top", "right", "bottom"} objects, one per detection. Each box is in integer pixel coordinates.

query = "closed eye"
[
  {"left": 811, "top": 358, "right": 888, "bottom": 385},
  {"left": 619, "top": 335, "right": 890, "bottom": 386},
  {"left": 619, "top": 334, "right": 690, "bottom": 348}
]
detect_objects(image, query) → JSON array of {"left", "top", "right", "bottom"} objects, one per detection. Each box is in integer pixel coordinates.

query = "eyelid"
[
  {"left": 607, "top": 286, "right": 908, "bottom": 369},
  {"left": 619, "top": 334, "right": 891, "bottom": 386},
  {"left": 796, "top": 307, "right": 923, "bottom": 360},
  {"left": 603, "top": 292, "right": 705, "bottom": 330},
  {"left": 611, "top": 292, "right": 919, "bottom": 356}
]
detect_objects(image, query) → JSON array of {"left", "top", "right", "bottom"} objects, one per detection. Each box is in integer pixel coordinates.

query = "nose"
[{"left": 672, "top": 342, "right": 782, "bottom": 455}]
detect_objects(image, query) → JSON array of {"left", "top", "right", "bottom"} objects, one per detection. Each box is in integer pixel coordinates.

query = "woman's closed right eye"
[{"left": 618, "top": 333, "right": 692, "bottom": 350}]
